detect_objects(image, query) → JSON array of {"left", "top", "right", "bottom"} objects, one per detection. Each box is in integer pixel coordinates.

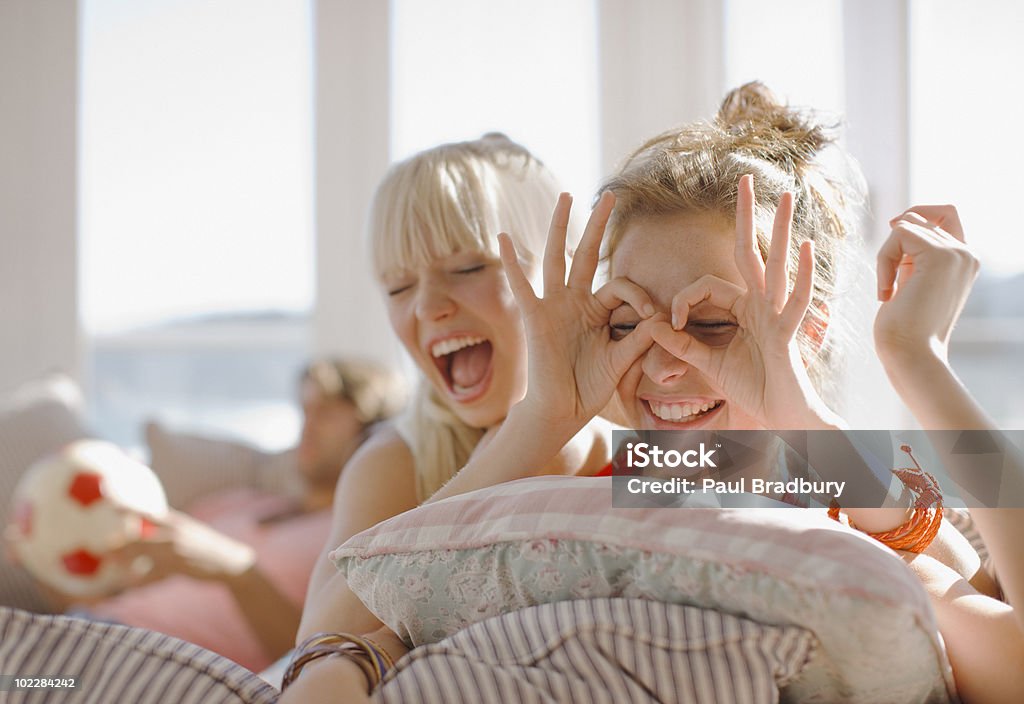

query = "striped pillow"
[
  {"left": 0, "top": 607, "right": 277, "bottom": 703},
  {"left": 0, "top": 374, "right": 91, "bottom": 613},
  {"left": 333, "top": 476, "right": 956, "bottom": 703},
  {"left": 376, "top": 598, "right": 814, "bottom": 704}
]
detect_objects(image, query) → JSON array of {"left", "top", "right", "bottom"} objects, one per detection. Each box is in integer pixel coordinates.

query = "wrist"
[
  {"left": 282, "top": 653, "right": 371, "bottom": 703},
  {"left": 876, "top": 337, "right": 948, "bottom": 375},
  {"left": 506, "top": 399, "right": 582, "bottom": 449}
]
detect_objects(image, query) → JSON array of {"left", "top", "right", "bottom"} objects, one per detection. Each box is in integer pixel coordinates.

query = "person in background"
[
  {"left": 296, "top": 359, "right": 406, "bottom": 513},
  {"left": 69, "top": 358, "right": 404, "bottom": 672}
]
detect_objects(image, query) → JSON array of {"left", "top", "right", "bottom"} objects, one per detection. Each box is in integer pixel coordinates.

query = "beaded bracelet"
[
  {"left": 281, "top": 632, "right": 392, "bottom": 692},
  {"left": 829, "top": 444, "right": 944, "bottom": 554}
]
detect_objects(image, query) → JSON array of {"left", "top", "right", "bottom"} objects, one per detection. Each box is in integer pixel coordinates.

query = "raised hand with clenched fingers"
[{"left": 873, "top": 204, "right": 978, "bottom": 366}]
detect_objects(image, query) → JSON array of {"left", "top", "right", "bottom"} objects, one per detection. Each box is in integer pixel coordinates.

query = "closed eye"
[
  {"left": 686, "top": 320, "right": 737, "bottom": 346},
  {"left": 454, "top": 264, "right": 486, "bottom": 275},
  {"left": 387, "top": 283, "right": 414, "bottom": 297},
  {"left": 688, "top": 321, "right": 736, "bottom": 329},
  {"left": 610, "top": 322, "right": 638, "bottom": 341}
]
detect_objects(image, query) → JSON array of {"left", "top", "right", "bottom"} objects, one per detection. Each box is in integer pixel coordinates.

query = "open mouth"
[
  {"left": 430, "top": 335, "right": 494, "bottom": 402},
  {"left": 645, "top": 399, "right": 724, "bottom": 426}
]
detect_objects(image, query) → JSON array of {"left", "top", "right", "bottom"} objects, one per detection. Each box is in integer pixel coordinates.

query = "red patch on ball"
[
  {"left": 68, "top": 472, "right": 104, "bottom": 507},
  {"left": 62, "top": 548, "right": 102, "bottom": 576},
  {"left": 140, "top": 516, "right": 160, "bottom": 538}
]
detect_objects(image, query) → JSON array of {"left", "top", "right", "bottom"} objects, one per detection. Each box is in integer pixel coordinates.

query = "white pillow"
[{"left": 145, "top": 421, "right": 299, "bottom": 510}]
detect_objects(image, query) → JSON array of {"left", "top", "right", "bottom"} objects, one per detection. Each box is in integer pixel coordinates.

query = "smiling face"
[
  {"left": 608, "top": 210, "right": 764, "bottom": 431},
  {"left": 382, "top": 249, "right": 528, "bottom": 429}
]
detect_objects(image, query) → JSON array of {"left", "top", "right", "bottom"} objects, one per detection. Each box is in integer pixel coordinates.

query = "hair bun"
[{"left": 715, "top": 81, "right": 834, "bottom": 168}]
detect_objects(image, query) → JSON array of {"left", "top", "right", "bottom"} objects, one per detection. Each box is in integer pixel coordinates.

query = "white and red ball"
[{"left": 6, "top": 440, "right": 168, "bottom": 598}]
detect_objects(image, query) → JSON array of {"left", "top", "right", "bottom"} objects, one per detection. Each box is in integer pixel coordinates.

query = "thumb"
[{"left": 607, "top": 316, "right": 658, "bottom": 377}]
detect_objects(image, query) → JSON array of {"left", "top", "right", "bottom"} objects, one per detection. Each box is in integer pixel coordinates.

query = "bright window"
[
  {"left": 910, "top": 0, "right": 1024, "bottom": 427},
  {"left": 724, "top": 0, "right": 844, "bottom": 115},
  {"left": 79, "top": 0, "right": 314, "bottom": 448}
]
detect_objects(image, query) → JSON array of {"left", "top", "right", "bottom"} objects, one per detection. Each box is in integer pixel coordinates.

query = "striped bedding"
[
  {"left": 374, "top": 598, "right": 815, "bottom": 704},
  {"left": 0, "top": 608, "right": 278, "bottom": 704},
  {"left": 2, "top": 599, "right": 814, "bottom": 703}
]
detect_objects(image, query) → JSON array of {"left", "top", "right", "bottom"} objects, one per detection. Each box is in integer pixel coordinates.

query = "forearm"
[
  {"left": 882, "top": 350, "right": 1024, "bottom": 628},
  {"left": 297, "top": 570, "right": 384, "bottom": 643},
  {"left": 278, "top": 652, "right": 373, "bottom": 704},
  {"left": 225, "top": 565, "right": 303, "bottom": 658},
  {"left": 880, "top": 348, "right": 996, "bottom": 430},
  {"left": 280, "top": 624, "right": 407, "bottom": 703},
  {"left": 426, "top": 402, "right": 582, "bottom": 504}
]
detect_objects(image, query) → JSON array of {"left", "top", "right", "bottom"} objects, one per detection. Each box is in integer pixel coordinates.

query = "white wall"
[
  {"left": 312, "top": 0, "right": 400, "bottom": 367},
  {"left": 597, "top": 0, "right": 725, "bottom": 176},
  {"left": 0, "top": 0, "right": 80, "bottom": 392}
]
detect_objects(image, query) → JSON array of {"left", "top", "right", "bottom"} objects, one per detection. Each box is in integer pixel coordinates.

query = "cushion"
[
  {"left": 0, "top": 374, "right": 91, "bottom": 612},
  {"left": 0, "top": 606, "right": 278, "bottom": 703},
  {"left": 145, "top": 421, "right": 299, "bottom": 510},
  {"left": 374, "top": 597, "right": 815, "bottom": 704},
  {"left": 333, "top": 476, "right": 957, "bottom": 703}
]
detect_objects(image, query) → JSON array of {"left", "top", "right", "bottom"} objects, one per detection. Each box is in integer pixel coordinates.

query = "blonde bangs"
[{"left": 372, "top": 149, "right": 504, "bottom": 279}]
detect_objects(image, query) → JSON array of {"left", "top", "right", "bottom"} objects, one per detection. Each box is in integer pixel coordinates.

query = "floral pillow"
[{"left": 332, "top": 475, "right": 956, "bottom": 703}]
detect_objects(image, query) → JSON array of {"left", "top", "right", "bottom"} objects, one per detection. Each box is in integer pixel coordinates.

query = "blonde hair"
[
  {"left": 602, "top": 82, "right": 865, "bottom": 400},
  {"left": 370, "top": 134, "right": 563, "bottom": 501}
]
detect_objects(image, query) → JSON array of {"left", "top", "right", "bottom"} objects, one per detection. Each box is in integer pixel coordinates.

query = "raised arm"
[{"left": 873, "top": 204, "right": 1024, "bottom": 702}]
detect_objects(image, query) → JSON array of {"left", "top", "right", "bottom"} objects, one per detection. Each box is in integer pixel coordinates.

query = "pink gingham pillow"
[{"left": 332, "top": 476, "right": 955, "bottom": 703}]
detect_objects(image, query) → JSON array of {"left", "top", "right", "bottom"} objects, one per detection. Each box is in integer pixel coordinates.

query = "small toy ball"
[{"left": 5, "top": 440, "right": 169, "bottom": 598}]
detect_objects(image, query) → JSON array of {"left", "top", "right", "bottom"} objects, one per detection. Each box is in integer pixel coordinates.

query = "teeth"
[
  {"left": 649, "top": 400, "right": 720, "bottom": 422},
  {"left": 431, "top": 335, "right": 486, "bottom": 358}
]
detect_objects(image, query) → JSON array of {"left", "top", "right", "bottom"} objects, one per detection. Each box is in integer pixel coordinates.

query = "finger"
[
  {"left": 594, "top": 277, "right": 656, "bottom": 317},
  {"left": 780, "top": 240, "right": 814, "bottom": 336},
  {"left": 765, "top": 191, "right": 794, "bottom": 309},
  {"left": 607, "top": 316, "right": 658, "bottom": 377},
  {"left": 899, "top": 211, "right": 965, "bottom": 249},
  {"left": 876, "top": 224, "right": 931, "bottom": 301},
  {"left": 734, "top": 174, "right": 766, "bottom": 291},
  {"left": 890, "top": 204, "right": 964, "bottom": 242},
  {"left": 105, "top": 541, "right": 151, "bottom": 563},
  {"left": 567, "top": 190, "right": 615, "bottom": 291},
  {"left": 542, "top": 193, "right": 572, "bottom": 294},
  {"left": 498, "top": 232, "right": 540, "bottom": 311},
  {"left": 670, "top": 274, "right": 744, "bottom": 331},
  {"left": 650, "top": 320, "right": 717, "bottom": 374}
]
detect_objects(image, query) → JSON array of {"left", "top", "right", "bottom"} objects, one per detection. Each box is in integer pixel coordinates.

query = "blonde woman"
[{"left": 297, "top": 135, "right": 656, "bottom": 653}]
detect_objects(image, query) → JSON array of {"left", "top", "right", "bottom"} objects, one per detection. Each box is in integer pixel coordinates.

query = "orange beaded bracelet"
[{"left": 829, "top": 444, "right": 943, "bottom": 554}]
